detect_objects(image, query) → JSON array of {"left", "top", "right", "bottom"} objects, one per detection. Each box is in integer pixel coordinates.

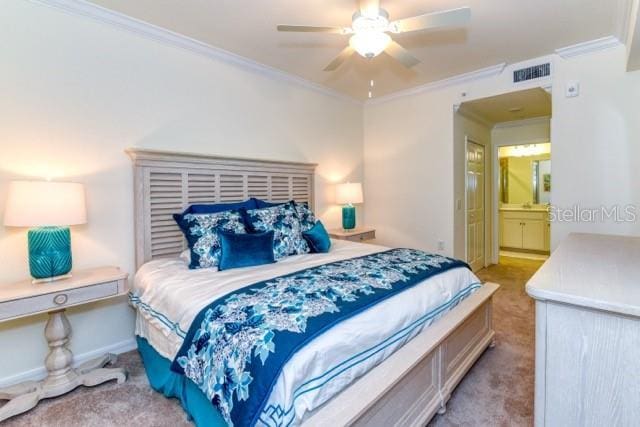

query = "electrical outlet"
[{"left": 437, "top": 240, "right": 445, "bottom": 251}]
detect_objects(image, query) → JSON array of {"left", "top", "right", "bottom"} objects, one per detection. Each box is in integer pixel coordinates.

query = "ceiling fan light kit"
[
  {"left": 349, "top": 31, "right": 391, "bottom": 59},
  {"left": 277, "top": 1, "right": 470, "bottom": 71}
]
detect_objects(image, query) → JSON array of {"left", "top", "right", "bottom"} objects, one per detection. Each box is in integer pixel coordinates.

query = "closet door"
[{"left": 466, "top": 141, "right": 485, "bottom": 271}]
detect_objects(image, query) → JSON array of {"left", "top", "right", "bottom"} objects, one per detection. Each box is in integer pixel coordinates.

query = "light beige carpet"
[
  {"left": 4, "top": 256, "right": 542, "bottom": 427},
  {"left": 428, "top": 256, "right": 542, "bottom": 427}
]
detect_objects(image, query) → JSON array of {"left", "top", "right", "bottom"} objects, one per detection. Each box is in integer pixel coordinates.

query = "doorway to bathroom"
[
  {"left": 455, "top": 87, "right": 552, "bottom": 268},
  {"left": 497, "top": 142, "right": 551, "bottom": 260}
]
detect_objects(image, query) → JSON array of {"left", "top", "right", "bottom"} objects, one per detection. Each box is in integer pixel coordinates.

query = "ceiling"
[
  {"left": 460, "top": 88, "right": 551, "bottom": 124},
  {"left": 88, "top": 0, "right": 632, "bottom": 100}
]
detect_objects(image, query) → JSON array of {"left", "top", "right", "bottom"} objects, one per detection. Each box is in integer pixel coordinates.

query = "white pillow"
[{"left": 179, "top": 249, "right": 191, "bottom": 265}]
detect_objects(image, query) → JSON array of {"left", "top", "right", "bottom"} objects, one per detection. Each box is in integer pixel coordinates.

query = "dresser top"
[
  {"left": 526, "top": 233, "right": 640, "bottom": 317},
  {"left": 0, "top": 266, "right": 127, "bottom": 303}
]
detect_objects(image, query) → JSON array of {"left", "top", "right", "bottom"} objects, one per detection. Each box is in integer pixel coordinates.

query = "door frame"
[
  {"left": 464, "top": 136, "right": 489, "bottom": 270},
  {"left": 491, "top": 137, "right": 550, "bottom": 263},
  {"left": 456, "top": 84, "right": 553, "bottom": 266}
]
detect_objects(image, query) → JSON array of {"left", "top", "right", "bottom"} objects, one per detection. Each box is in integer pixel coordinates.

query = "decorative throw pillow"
[
  {"left": 252, "top": 198, "right": 316, "bottom": 230},
  {"left": 251, "top": 198, "right": 284, "bottom": 209},
  {"left": 173, "top": 209, "right": 247, "bottom": 269},
  {"left": 179, "top": 199, "right": 258, "bottom": 216},
  {"left": 295, "top": 202, "right": 316, "bottom": 232},
  {"left": 302, "top": 220, "right": 331, "bottom": 253},
  {"left": 218, "top": 230, "right": 276, "bottom": 271},
  {"left": 243, "top": 202, "right": 310, "bottom": 259}
]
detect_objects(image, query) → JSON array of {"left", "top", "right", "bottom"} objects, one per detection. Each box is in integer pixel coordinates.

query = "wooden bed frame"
[{"left": 126, "top": 148, "right": 499, "bottom": 426}]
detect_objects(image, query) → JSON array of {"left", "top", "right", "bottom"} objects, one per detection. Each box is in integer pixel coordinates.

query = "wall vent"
[{"left": 513, "top": 63, "right": 551, "bottom": 83}]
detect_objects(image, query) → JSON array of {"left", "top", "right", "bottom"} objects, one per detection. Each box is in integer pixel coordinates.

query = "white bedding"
[{"left": 132, "top": 239, "right": 481, "bottom": 426}]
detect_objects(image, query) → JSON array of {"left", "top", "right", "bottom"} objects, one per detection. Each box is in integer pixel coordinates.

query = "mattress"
[{"left": 131, "top": 239, "right": 481, "bottom": 426}]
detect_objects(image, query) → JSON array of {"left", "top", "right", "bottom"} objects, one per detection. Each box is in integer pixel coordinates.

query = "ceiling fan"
[{"left": 277, "top": 0, "right": 471, "bottom": 71}]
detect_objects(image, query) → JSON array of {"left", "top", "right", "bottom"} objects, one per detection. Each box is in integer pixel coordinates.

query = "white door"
[{"left": 466, "top": 140, "right": 485, "bottom": 271}]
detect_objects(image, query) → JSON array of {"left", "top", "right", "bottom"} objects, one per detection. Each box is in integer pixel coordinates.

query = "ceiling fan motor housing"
[{"left": 351, "top": 8, "right": 390, "bottom": 32}]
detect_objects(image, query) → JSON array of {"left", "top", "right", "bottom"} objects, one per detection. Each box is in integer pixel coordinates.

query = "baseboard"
[{"left": 0, "top": 337, "right": 137, "bottom": 388}]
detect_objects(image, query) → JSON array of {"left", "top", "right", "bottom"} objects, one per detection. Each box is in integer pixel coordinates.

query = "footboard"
[{"left": 305, "top": 282, "right": 499, "bottom": 426}]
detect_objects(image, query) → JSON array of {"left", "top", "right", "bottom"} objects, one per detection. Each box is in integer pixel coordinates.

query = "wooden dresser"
[{"left": 526, "top": 233, "right": 640, "bottom": 426}]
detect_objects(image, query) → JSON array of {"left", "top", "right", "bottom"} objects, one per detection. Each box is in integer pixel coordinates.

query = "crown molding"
[
  {"left": 29, "top": 0, "right": 362, "bottom": 105},
  {"left": 492, "top": 116, "right": 551, "bottom": 130},
  {"left": 367, "top": 63, "right": 507, "bottom": 106},
  {"left": 555, "top": 36, "right": 623, "bottom": 59}
]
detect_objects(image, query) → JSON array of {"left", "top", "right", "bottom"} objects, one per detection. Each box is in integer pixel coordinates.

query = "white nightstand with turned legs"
[{"left": 0, "top": 267, "right": 129, "bottom": 422}]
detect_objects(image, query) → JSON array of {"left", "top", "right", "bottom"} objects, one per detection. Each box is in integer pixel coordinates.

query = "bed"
[{"left": 126, "top": 148, "right": 499, "bottom": 426}]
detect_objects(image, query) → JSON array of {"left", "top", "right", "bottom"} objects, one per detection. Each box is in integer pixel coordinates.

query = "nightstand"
[
  {"left": 0, "top": 267, "right": 129, "bottom": 422},
  {"left": 328, "top": 227, "right": 376, "bottom": 243}
]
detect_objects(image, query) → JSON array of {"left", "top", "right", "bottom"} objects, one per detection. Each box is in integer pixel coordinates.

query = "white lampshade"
[
  {"left": 3, "top": 180, "right": 87, "bottom": 227},
  {"left": 335, "top": 182, "right": 364, "bottom": 205}
]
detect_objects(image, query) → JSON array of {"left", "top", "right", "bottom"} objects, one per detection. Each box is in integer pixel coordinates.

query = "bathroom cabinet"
[{"left": 500, "top": 209, "right": 549, "bottom": 252}]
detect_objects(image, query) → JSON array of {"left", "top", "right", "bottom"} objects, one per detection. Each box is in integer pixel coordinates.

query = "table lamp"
[
  {"left": 335, "top": 182, "right": 363, "bottom": 230},
  {"left": 4, "top": 180, "right": 87, "bottom": 283}
]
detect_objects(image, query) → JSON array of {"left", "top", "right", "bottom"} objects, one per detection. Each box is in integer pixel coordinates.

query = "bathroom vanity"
[{"left": 499, "top": 207, "right": 550, "bottom": 252}]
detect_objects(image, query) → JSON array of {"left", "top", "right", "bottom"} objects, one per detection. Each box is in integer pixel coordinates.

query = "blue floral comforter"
[{"left": 171, "top": 248, "right": 473, "bottom": 426}]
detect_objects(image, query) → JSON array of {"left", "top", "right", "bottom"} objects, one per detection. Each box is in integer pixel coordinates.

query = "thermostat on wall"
[{"left": 565, "top": 80, "right": 580, "bottom": 97}]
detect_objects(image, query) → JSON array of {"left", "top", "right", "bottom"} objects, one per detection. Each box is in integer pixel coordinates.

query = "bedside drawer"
[
  {"left": 345, "top": 230, "right": 376, "bottom": 242},
  {"left": 0, "top": 281, "right": 119, "bottom": 321}
]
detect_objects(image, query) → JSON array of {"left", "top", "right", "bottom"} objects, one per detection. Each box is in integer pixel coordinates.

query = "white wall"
[
  {"left": 364, "top": 46, "right": 640, "bottom": 257},
  {"left": 0, "top": 1, "right": 363, "bottom": 382},
  {"left": 492, "top": 118, "right": 550, "bottom": 146},
  {"left": 551, "top": 48, "right": 640, "bottom": 240}
]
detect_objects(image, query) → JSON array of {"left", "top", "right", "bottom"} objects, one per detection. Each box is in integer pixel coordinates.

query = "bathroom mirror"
[{"left": 499, "top": 143, "right": 551, "bottom": 205}]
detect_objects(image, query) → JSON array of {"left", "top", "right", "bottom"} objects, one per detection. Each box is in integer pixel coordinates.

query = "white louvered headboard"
[{"left": 126, "top": 148, "right": 317, "bottom": 269}]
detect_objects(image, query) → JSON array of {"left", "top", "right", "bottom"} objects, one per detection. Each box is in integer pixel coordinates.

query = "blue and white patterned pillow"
[
  {"left": 174, "top": 210, "right": 247, "bottom": 269},
  {"left": 295, "top": 202, "right": 316, "bottom": 232},
  {"left": 243, "top": 202, "right": 310, "bottom": 259}
]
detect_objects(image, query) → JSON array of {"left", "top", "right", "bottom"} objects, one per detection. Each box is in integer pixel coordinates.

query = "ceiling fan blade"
[
  {"left": 358, "top": 0, "right": 380, "bottom": 17},
  {"left": 323, "top": 46, "right": 355, "bottom": 71},
  {"left": 384, "top": 40, "right": 421, "bottom": 68},
  {"left": 277, "top": 25, "right": 346, "bottom": 34},
  {"left": 391, "top": 7, "right": 471, "bottom": 33}
]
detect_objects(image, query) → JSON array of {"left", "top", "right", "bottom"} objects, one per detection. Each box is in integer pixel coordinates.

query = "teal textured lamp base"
[
  {"left": 342, "top": 205, "right": 356, "bottom": 230},
  {"left": 28, "top": 226, "right": 73, "bottom": 283}
]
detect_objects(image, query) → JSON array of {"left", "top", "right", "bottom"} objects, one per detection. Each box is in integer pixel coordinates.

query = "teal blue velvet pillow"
[
  {"left": 218, "top": 230, "right": 276, "bottom": 271},
  {"left": 302, "top": 221, "right": 331, "bottom": 253}
]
